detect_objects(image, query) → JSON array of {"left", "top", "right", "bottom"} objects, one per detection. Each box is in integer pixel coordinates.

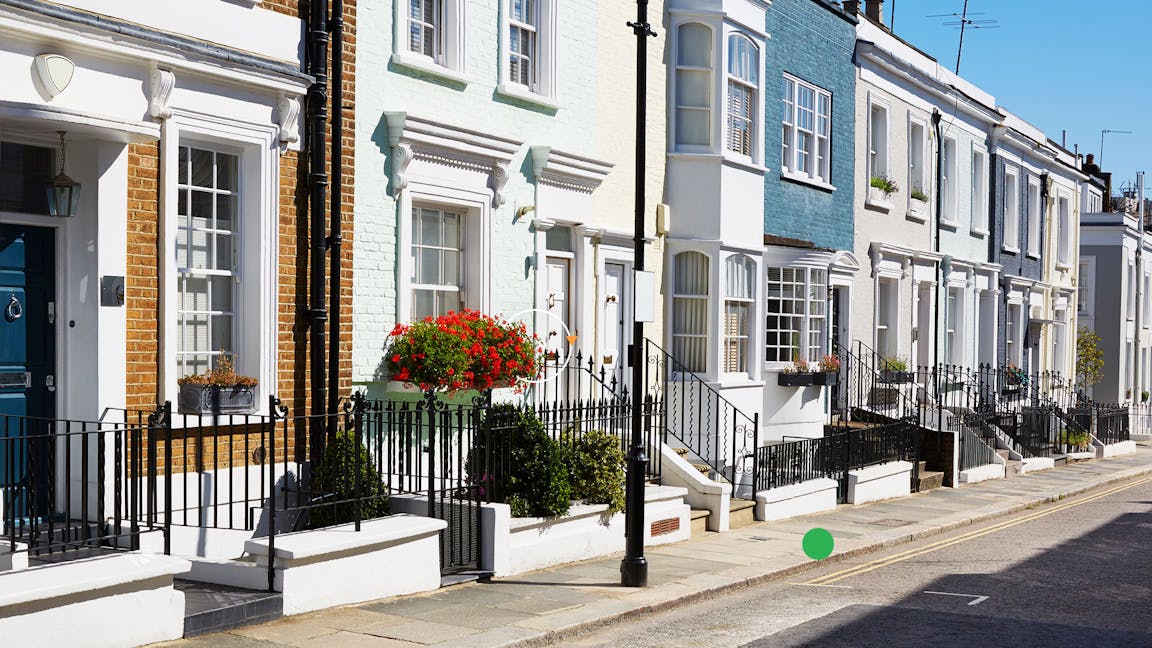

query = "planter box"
[
  {"left": 812, "top": 371, "right": 839, "bottom": 386},
  {"left": 1001, "top": 385, "right": 1021, "bottom": 396},
  {"left": 880, "top": 370, "right": 914, "bottom": 384},
  {"left": 778, "top": 373, "right": 815, "bottom": 387},
  {"left": 178, "top": 383, "right": 256, "bottom": 415}
]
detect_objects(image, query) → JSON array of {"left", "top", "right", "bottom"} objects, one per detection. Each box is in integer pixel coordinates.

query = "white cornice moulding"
[
  {"left": 530, "top": 146, "right": 613, "bottom": 194},
  {"left": 384, "top": 112, "right": 521, "bottom": 207}
]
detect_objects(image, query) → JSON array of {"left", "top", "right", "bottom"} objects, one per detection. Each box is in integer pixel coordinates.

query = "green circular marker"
[{"left": 803, "top": 528, "right": 834, "bottom": 560}]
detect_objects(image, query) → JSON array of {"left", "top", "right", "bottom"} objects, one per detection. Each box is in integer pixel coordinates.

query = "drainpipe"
[
  {"left": 307, "top": 0, "right": 329, "bottom": 440},
  {"left": 932, "top": 110, "right": 943, "bottom": 373},
  {"left": 328, "top": 0, "right": 344, "bottom": 413},
  {"left": 1135, "top": 172, "right": 1145, "bottom": 403}
]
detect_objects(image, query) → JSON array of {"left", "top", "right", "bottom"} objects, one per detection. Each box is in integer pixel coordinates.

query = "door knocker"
[{"left": 5, "top": 295, "right": 22, "bottom": 322}]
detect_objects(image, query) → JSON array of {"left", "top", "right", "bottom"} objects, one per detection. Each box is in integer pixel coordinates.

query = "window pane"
[
  {"left": 727, "top": 35, "right": 757, "bottom": 84},
  {"left": 215, "top": 233, "right": 232, "bottom": 271},
  {"left": 413, "top": 289, "right": 435, "bottom": 320},
  {"left": 420, "top": 210, "right": 442, "bottom": 245},
  {"left": 183, "top": 313, "right": 210, "bottom": 352},
  {"left": 190, "top": 229, "right": 210, "bottom": 269},
  {"left": 211, "top": 314, "right": 233, "bottom": 352},
  {"left": 442, "top": 211, "right": 459, "bottom": 247},
  {"left": 210, "top": 276, "right": 233, "bottom": 312},
  {"left": 216, "top": 194, "right": 236, "bottom": 233},
  {"left": 178, "top": 147, "right": 189, "bottom": 185},
  {"left": 676, "top": 70, "right": 710, "bottom": 108},
  {"left": 182, "top": 276, "right": 208, "bottom": 311},
  {"left": 676, "top": 109, "right": 710, "bottom": 147},
  {"left": 216, "top": 153, "right": 238, "bottom": 191},
  {"left": 190, "top": 149, "right": 213, "bottom": 187},
  {"left": 178, "top": 189, "right": 189, "bottom": 226},
  {"left": 176, "top": 229, "right": 188, "bottom": 269},
  {"left": 677, "top": 23, "right": 712, "bottom": 67},
  {"left": 190, "top": 191, "right": 212, "bottom": 230},
  {"left": 420, "top": 248, "right": 441, "bottom": 284},
  {"left": 442, "top": 250, "right": 459, "bottom": 285}
]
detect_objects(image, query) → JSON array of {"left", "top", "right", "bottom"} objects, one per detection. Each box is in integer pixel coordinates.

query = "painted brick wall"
[
  {"left": 126, "top": 142, "right": 160, "bottom": 411},
  {"left": 991, "top": 152, "right": 1044, "bottom": 367},
  {"left": 763, "top": 0, "right": 857, "bottom": 252}
]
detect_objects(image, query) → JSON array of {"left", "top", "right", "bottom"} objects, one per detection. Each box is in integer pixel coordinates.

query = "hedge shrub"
[
  {"left": 468, "top": 404, "right": 571, "bottom": 518},
  {"left": 564, "top": 429, "right": 626, "bottom": 513},
  {"left": 310, "top": 430, "right": 389, "bottom": 528}
]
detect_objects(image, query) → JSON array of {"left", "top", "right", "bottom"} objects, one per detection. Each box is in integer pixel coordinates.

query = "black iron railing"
[
  {"left": 1, "top": 412, "right": 159, "bottom": 559},
  {"left": 1093, "top": 404, "right": 1130, "bottom": 446},
  {"left": 958, "top": 424, "right": 1000, "bottom": 472},
  {"left": 642, "top": 339, "right": 759, "bottom": 493}
]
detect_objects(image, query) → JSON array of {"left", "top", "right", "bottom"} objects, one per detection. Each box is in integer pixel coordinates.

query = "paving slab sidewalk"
[{"left": 162, "top": 444, "right": 1152, "bottom": 648}]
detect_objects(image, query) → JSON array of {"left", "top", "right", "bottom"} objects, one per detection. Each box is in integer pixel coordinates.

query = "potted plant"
[
  {"left": 177, "top": 354, "right": 258, "bottom": 415},
  {"left": 386, "top": 309, "right": 540, "bottom": 396},
  {"left": 1059, "top": 428, "right": 1091, "bottom": 452},
  {"left": 778, "top": 354, "right": 815, "bottom": 387},
  {"left": 1002, "top": 364, "right": 1025, "bottom": 395},
  {"left": 910, "top": 188, "right": 930, "bottom": 203},
  {"left": 813, "top": 354, "right": 840, "bottom": 386},
  {"left": 868, "top": 176, "right": 899, "bottom": 207},
  {"left": 879, "top": 356, "right": 913, "bottom": 384}
]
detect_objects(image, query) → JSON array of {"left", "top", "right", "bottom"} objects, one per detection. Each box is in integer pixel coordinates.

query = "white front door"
[
  {"left": 544, "top": 258, "right": 571, "bottom": 362},
  {"left": 603, "top": 262, "right": 628, "bottom": 388}
]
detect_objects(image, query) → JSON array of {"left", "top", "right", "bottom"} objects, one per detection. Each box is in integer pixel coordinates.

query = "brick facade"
[{"left": 126, "top": 142, "right": 161, "bottom": 411}]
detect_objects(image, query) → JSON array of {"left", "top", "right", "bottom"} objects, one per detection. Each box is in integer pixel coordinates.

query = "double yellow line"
[{"left": 804, "top": 475, "right": 1152, "bottom": 586}]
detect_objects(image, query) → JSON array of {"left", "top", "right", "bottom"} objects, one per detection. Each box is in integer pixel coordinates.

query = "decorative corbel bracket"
[
  {"left": 148, "top": 64, "right": 175, "bottom": 119},
  {"left": 489, "top": 162, "right": 510, "bottom": 208},
  {"left": 276, "top": 94, "right": 300, "bottom": 149}
]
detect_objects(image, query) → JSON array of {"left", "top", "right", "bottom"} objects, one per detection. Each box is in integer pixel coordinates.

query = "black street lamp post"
[{"left": 621, "top": 0, "right": 657, "bottom": 589}]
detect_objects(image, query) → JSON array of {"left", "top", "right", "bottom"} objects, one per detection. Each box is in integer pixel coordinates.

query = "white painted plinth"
[
  {"left": 1020, "top": 457, "right": 1055, "bottom": 473},
  {"left": 1096, "top": 440, "right": 1137, "bottom": 459},
  {"left": 754, "top": 478, "right": 838, "bottom": 521},
  {"left": 0, "top": 553, "right": 189, "bottom": 648},
  {"left": 660, "top": 444, "right": 732, "bottom": 531},
  {"left": 0, "top": 543, "right": 28, "bottom": 572},
  {"left": 847, "top": 461, "right": 912, "bottom": 505},
  {"left": 483, "top": 486, "right": 690, "bottom": 577},
  {"left": 958, "top": 462, "right": 1005, "bottom": 485},
  {"left": 245, "top": 514, "right": 446, "bottom": 615}
]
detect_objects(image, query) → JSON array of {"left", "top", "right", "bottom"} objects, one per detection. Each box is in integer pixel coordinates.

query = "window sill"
[
  {"left": 906, "top": 207, "right": 927, "bottom": 223},
  {"left": 1056, "top": 262, "right": 1071, "bottom": 271},
  {"left": 717, "top": 376, "right": 766, "bottom": 389},
  {"left": 780, "top": 169, "right": 834, "bottom": 192},
  {"left": 1026, "top": 251, "right": 1041, "bottom": 260},
  {"left": 723, "top": 154, "right": 768, "bottom": 175},
  {"left": 391, "top": 52, "right": 469, "bottom": 86},
  {"left": 939, "top": 218, "right": 959, "bottom": 232},
  {"left": 1002, "top": 245, "right": 1020, "bottom": 255},
  {"left": 495, "top": 83, "right": 559, "bottom": 111},
  {"left": 971, "top": 227, "right": 989, "bottom": 238},
  {"left": 866, "top": 197, "right": 893, "bottom": 213}
]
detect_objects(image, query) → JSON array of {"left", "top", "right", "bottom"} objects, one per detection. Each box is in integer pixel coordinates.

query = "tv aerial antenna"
[{"left": 928, "top": 1, "right": 999, "bottom": 74}]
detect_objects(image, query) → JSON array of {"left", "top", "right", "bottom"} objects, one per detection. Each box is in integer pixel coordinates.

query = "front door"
[
  {"left": 0, "top": 225, "right": 56, "bottom": 520},
  {"left": 603, "top": 262, "right": 628, "bottom": 393},
  {"left": 543, "top": 258, "right": 572, "bottom": 398}
]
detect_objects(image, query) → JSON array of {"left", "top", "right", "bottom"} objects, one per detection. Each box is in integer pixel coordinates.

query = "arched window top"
[
  {"left": 727, "top": 34, "right": 758, "bottom": 85},
  {"left": 674, "top": 251, "right": 710, "bottom": 295},
  {"left": 677, "top": 22, "right": 713, "bottom": 68},
  {"left": 725, "top": 255, "right": 755, "bottom": 299}
]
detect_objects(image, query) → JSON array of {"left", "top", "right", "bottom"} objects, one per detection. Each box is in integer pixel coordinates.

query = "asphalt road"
[{"left": 560, "top": 475, "right": 1152, "bottom": 648}]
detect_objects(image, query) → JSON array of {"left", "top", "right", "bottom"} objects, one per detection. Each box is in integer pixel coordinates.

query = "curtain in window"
[{"left": 673, "top": 251, "right": 709, "bottom": 372}]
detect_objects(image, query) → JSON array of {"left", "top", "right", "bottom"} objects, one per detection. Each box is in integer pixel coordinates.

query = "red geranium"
[{"left": 386, "top": 310, "right": 541, "bottom": 394}]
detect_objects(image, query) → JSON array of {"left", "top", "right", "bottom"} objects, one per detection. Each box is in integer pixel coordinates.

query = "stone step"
[
  {"left": 995, "top": 449, "right": 1011, "bottom": 460},
  {"left": 915, "top": 470, "right": 945, "bottom": 492},
  {"left": 1005, "top": 460, "right": 1023, "bottom": 477},
  {"left": 689, "top": 508, "right": 711, "bottom": 536},
  {"left": 729, "top": 498, "right": 757, "bottom": 530},
  {"left": 177, "top": 580, "right": 283, "bottom": 638}
]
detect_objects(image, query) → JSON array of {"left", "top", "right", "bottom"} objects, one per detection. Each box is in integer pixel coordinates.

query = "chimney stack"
[
  {"left": 842, "top": 1, "right": 861, "bottom": 15},
  {"left": 865, "top": 0, "right": 884, "bottom": 24}
]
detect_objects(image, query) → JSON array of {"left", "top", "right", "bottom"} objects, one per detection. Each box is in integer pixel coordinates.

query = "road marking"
[
  {"left": 786, "top": 582, "right": 853, "bottom": 588},
  {"left": 923, "top": 591, "right": 989, "bottom": 606},
  {"left": 804, "top": 475, "right": 1152, "bottom": 586}
]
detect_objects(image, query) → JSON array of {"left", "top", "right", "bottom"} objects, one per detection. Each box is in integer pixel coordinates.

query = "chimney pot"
[
  {"left": 842, "top": 0, "right": 861, "bottom": 14},
  {"left": 865, "top": 0, "right": 884, "bottom": 24}
]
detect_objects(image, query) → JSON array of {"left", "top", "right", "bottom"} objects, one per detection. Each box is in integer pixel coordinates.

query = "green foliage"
[
  {"left": 1059, "top": 429, "right": 1091, "bottom": 451},
  {"left": 870, "top": 176, "right": 899, "bottom": 195},
  {"left": 1075, "top": 326, "right": 1104, "bottom": 390},
  {"left": 468, "top": 404, "right": 571, "bottom": 518},
  {"left": 882, "top": 356, "right": 908, "bottom": 372},
  {"left": 310, "top": 430, "right": 389, "bottom": 528},
  {"left": 564, "top": 430, "right": 626, "bottom": 513},
  {"left": 910, "top": 188, "right": 930, "bottom": 202}
]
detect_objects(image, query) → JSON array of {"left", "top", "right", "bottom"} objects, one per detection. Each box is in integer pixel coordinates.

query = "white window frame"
[
  {"left": 725, "top": 33, "right": 759, "bottom": 161},
  {"left": 397, "top": 187, "right": 491, "bottom": 325},
  {"left": 764, "top": 266, "right": 827, "bottom": 366},
  {"left": 1128, "top": 259, "right": 1138, "bottom": 319},
  {"left": 1026, "top": 178, "right": 1041, "bottom": 258},
  {"left": 159, "top": 113, "right": 280, "bottom": 413},
  {"left": 946, "top": 286, "right": 964, "bottom": 364},
  {"left": 1056, "top": 192, "right": 1072, "bottom": 268},
  {"left": 497, "top": 0, "right": 557, "bottom": 107},
  {"left": 867, "top": 97, "right": 890, "bottom": 182},
  {"left": 875, "top": 276, "right": 899, "bottom": 359},
  {"left": 673, "top": 21, "right": 715, "bottom": 153},
  {"left": 940, "top": 136, "right": 958, "bottom": 226},
  {"left": 392, "top": 0, "right": 467, "bottom": 84},
  {"left": 1053, "top": 306, "right": 1068, "bottom": 373},
  {"left": 1077, "top": 257, "right": 1094, "bottom": 318},
  {"left": 1007, "top": 301, "right": 1024, "bottom": 366},
  {"left": 1003, "top": 166, "right": 1020, "bottom": 253},
  {"left": 908, "top": 118, "right": 928, "bottom": 195},
  {"left": 723, "top": 254, "right": 756, "bottom": 376},
  {"left": 971, "top": 145, "right": 989, "bottom": 235},
  {"left": 781, "top": 73, "right": 832, "bottom": 187},
  {"left": 410, "top": 205, "right": 465, "bottom": 320},
  {"left": 672, "top": 251, "right": 711, "bottom": 374}
]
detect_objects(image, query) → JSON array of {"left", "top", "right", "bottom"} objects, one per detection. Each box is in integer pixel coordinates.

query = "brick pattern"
[{"left": 126, "top": 142, "right": 161, "bottom": 410}]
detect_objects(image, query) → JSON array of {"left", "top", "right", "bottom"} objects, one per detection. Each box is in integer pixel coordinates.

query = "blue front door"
[{"left": 0, "top": 225, "right": 56, "bottom": 519}]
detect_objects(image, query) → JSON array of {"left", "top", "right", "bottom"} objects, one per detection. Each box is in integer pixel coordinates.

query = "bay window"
[
  {"left": 675, "top": 22, "right": 713, "bottom": 150},
  {"left": 724, "top": 255, "right": 755, "bottom": 374},
  {"left": 726, "top": 35, "right": 758, "bottom": 158},
  {"left": 672, "top": 251, "right": 709, "bottom": 373},
  {"left": 782, "top": 74, "right": 831, "bottom": 183}
]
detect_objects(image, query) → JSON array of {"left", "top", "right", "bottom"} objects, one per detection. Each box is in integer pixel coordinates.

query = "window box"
[
  {"left": 812, "top": 371, "right": 838, "bottom": 386},
  {"left": 178, "top": 384, "right": 256, "bottom": 415},
  {"left": 879, "top": 370, "right": 914, "bottom": 384},
  {"left": 778, "top": 372, "right": 815, "bottom": 387},
  {"left": 940, "top": 380, "right": 964, "bottom": 394},
  {"left": 1001, "top": 384, "right": 1021, "bottom": 397}
]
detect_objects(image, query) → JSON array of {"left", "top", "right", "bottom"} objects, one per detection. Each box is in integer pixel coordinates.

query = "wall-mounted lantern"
[{"left": 46, "top": 131, "right": 80, "bottom": 218}]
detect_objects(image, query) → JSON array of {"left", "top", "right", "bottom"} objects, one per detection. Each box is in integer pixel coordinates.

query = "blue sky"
[{"left": 883, "top": 1, "right": 1145, "bottom": 192}]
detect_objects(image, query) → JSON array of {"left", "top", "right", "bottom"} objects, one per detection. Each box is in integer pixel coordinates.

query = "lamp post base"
[{"left": 620, "top": 556, "right": 648, "bottom": 587}]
